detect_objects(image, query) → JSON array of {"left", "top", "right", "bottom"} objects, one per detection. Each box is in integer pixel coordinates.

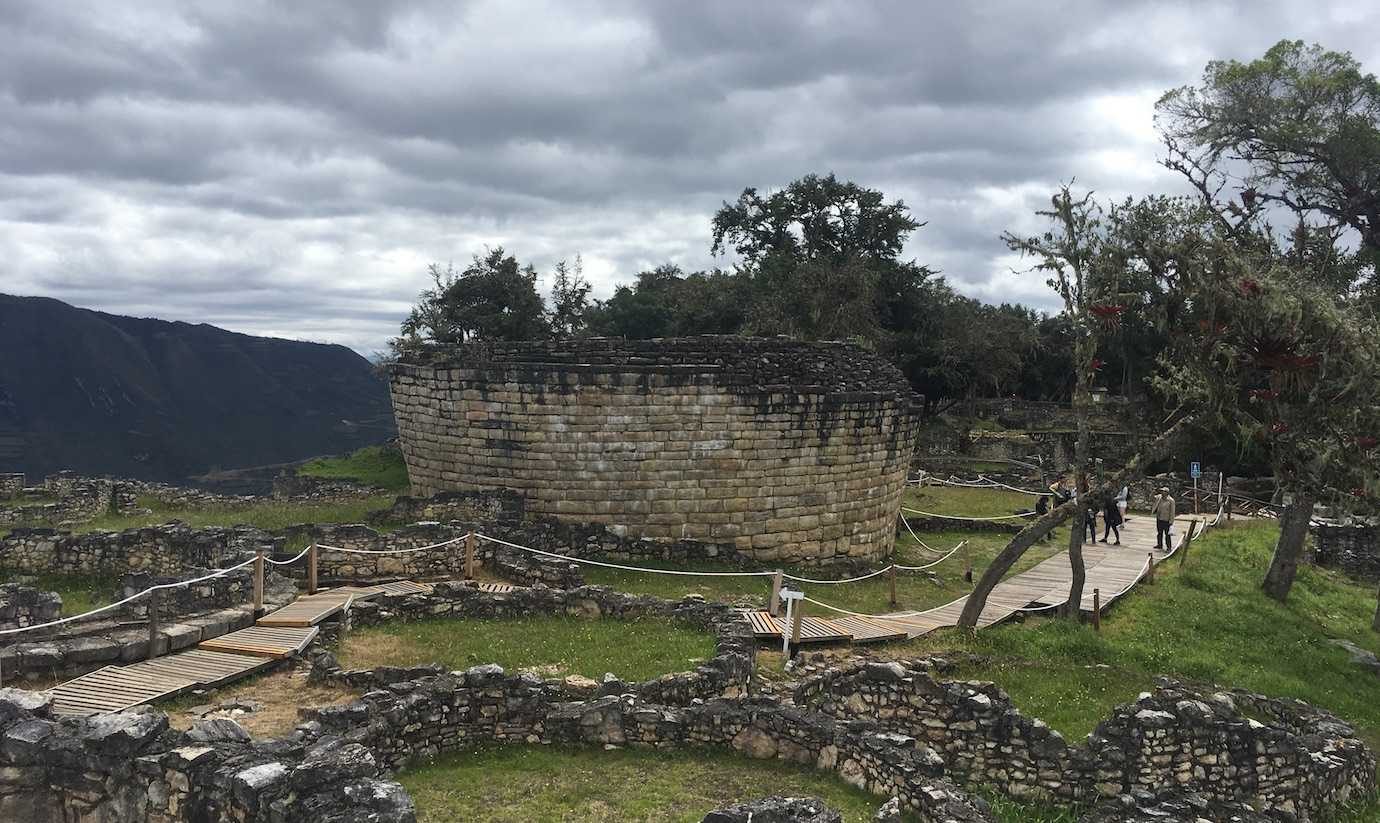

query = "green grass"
[
  {"left": 880, "top": 520, "right": 1380, "bottom": 752},
  {"left": 338, "top": 615, "right": 717, "bottom": 682},
  {"left": 74, "top": 494, "right": 397, "bottom": 533},
  {"left": 298, "top": 445, "right": 410, "bottom": 492},
  {"left": 902, "top": 484, "right": 1039, "bottom": 518},
  {"left": 0, "top": 571, "right": 118, "bottom": 616},
  {"left": 400, "top": 745, "right": 884, "bottom": 823}
]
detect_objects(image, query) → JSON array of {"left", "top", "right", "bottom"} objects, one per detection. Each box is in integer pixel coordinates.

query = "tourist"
[
  {"left": 1084, "top": 496, "right": 1098, "bottom": 543},
  {"left": 1035, "top": 495, "right": 1050, "bottom": 516},
  {"left": 1153, "top": 487, "right": 1176, "bottom": 550},
  {"left": 1115, "top": 485, "right": 1129, "bottom": 519},
  {"left": 1050, "top": 478, "right": 1072, "bottom": 506},
  {"left": 1100, "top": 495, "right": 1122, "bottom": 544}
]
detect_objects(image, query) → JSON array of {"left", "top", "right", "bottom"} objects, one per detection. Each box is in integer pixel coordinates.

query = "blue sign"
[{"left": 1190, "top": 462, "right": 1202, "bottom": 479}]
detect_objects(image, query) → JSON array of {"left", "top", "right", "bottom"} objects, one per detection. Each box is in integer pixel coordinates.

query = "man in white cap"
[{"left": 1153, "top": 487, "right": 1176, "bottom": 550}]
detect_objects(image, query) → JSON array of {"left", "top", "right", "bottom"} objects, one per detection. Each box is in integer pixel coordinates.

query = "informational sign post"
[{"left": 1190, "top": 462, "right": 1202, "bottom": 514}]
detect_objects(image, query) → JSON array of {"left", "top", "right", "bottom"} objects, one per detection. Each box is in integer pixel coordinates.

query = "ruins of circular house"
[{"left": 389, "top": 337, "right": 920, "bottom": 563}]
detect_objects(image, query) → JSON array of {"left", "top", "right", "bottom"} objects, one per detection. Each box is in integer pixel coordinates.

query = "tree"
[
  {"left": 1152, "top": 229, "right": 1380, "bottom": 602},
  {"left": 1157, "top": 40, "right": 1379, "bottom": 294},
  {"left": 548, "top": 256, "right": 592, "bottom": 338},
  {"left": 1001, "top": 186, "right": 1128, "bottom": 617},
  {"left": 393, "top": 248, "right": 549, "bottom": 352}
]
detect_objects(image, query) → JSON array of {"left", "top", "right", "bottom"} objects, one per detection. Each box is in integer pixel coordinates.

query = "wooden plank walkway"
[
  {"left": 751, "top": 513, "right": 1208, "bottom": 645},
  {"left": 47, "top": 578, "right": 438, "bottom": 717},
  {"left": 198, "top": 625, "right": 318, "bottom": 658}
]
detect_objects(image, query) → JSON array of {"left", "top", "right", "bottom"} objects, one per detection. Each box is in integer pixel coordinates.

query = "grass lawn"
[
  {"left": 400, "top": 745, "right": 884, "bottom": 823},
  {"left": 901, "top": 484, "right": 1041, "bottom": 518},
  {"left": 74, "top": 494, "right": 397, "bottom": 533},
  {"left": 338, "top": 614, "right": 717, "bottom": 682},
  {"left": 298, "top": 445, "right": 411, "bottom": 492}
]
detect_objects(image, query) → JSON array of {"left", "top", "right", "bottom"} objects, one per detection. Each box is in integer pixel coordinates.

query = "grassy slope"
[
  {"left": 339, "top": 615, "right": 717, "bottom": 682},
  {"left": 297, "top": 445, "right": 411, "bottom": 492}
]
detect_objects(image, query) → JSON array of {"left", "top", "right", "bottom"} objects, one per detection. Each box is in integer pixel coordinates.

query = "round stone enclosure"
[{"left": 388, "top": 337, "right": 920, "bottom": 563}]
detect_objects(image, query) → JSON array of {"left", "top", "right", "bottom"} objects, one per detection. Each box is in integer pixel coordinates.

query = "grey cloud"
[{"left": 0, "top": 0, "right": 1376, "bottom": 352}]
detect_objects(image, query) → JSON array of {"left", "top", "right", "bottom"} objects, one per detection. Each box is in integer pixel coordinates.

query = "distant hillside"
[{"left": 0, "top": 293, "right": 395, "bottom": 483}]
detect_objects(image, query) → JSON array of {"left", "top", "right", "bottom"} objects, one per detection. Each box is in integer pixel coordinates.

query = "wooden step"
[{"left": 198, "top": 625, "right": 318, "bottom": 658}]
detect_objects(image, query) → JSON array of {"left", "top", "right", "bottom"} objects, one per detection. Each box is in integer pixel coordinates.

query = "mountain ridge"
[{"left": 0, "top": 293, "right": 395, "bottom": 482}]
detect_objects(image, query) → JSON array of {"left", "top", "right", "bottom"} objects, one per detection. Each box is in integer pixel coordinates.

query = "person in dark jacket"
[
  {"left": 1100, "top": 496, "right": 1123, "bottom": 544},
  {"left": 1084, "top": 498, "right": 1098, "bottom": 543}
]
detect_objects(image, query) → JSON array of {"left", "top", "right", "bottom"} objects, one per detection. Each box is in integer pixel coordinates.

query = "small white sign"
[{"left": 1190, "top": 462, "right": 1202, "bottom": 479}]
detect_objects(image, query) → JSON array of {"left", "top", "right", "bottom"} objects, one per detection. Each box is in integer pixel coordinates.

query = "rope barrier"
[
  {"left": 315, "top": 534, "right": 470, "bottom": 555},
  {"left": 893, "top": 540, "right": 966, "bottom": 571},
  {"left": 782, "top": 566, "right": 895, "bottom": 585},
  {"left": 473, "top": 533, "right": 776, "bottom": 578},
  {"left": 0, "top": 556, "right": 259, "bottom": 636},
  {"left": 263, "top": 545, "right": 313, "bottom": 566},
  {"left": 897, "top": 514, "right": 946, "bottom": 555},
  {"left": 901, "top": 507, "right": 1036, "bottom": 521}
]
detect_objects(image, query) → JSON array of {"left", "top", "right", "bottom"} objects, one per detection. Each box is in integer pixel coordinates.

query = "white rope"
[
  {"left": 893, "top": 540, "right": 966, "bottom": 571},
  {"left": 897, "top": 514, "right": 946, "bottom": 555},
  {"left": 0, "top": 556, "right": 258, "bottom": 636},
  {"left": 263, "top": 545, "right": 313, "bottom": 566},
  {"left": 316, "top": 533, "right": 469, "bottom": 555},
  {"left": 798, "top": 594, "right": 954, "bottom": 620},
  {"left": 975, "top": 475, "right": 1049, "bottom": 496},
  {"left": 473, "top": 533, "right": 776, "bottom": 578},
  {"left": 901, "top": 507, "right": 1036, "bottom": 521},
  {"left": 782, "top": 566, "right": 895, "bottom": 585}
]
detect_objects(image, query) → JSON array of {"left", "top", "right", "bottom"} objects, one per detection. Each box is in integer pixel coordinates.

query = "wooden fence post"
[
  {"left": 1146, "top": 553, "right": 1155, "bottom": 585},
  {"left": 789, "top": 600, "right": 805, "bottom": 658},
  {"left": 1226, "top": 495, "right": 1233, "bottom": 521},
  {"left": 147, "top": 589, "right": 162, "bottom": 660},
  {"left": 1091, "top": 588, "right": 1101, "bottom": 632},
  {"left": 888, "top": 565, "right": 898, "bottom": 607},
  {"left": 465, "top": 533, "right": 477, "bottom": 580},
  {"left": 1179, "top": 520, "right": 1199, "bottom": 567},
  {"left": 964, "top": 558, "right": 973, "bottom": 585},
  {"left": 768, "top": 572, "right": 783, "bottom": 616},
  {"left": 253, "top": 549, "right": 265, "bottom": 615},
  {"left": 307, "top": 543, "right": 319, "bottom": 595}
]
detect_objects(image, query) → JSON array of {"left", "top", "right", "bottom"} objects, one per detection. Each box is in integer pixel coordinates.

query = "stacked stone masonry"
[
  {"left": 389, "top": 337, "right": 920, "bottom": 564},
  {"left": 0, "top": 584, "right": 61, "bottom": 632},
  {"left": 1311, "top": 522, "right": 1380, "bottom": 580}
]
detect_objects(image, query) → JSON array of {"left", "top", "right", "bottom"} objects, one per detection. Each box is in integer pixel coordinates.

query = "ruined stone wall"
[
  {"left": 0, "top": 473, "right": 24, "bottom": 498},
  {"left": 389, "top": 338, "right": 919, "bottom": 564},
  {"left": 0, "top": 584, "right": 61, "bottom": 632},
  {"left": 0, "top": 524, "right": 267, "bottom": 576},
  {"left": 1311, "top": 522, "right": 1380, "bottom": 580}
]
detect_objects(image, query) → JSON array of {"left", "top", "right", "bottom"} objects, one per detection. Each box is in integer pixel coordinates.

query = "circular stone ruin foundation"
[{"left": 389, "top": 337, "right": 919, "bottom": 563}]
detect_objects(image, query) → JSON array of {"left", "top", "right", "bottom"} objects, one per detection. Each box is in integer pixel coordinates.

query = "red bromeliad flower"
[
  {"left": 1239, "top": 278, "right": 1261, "bottom": 296},
  {"left": 1352, "top": 488, "right": 1369, "bottom": 498},
  {"left": 1270, "top": 421, "right": 1290, "bottom": 435},
  {"left": 1357, "top": 436, "right": 1379, "bottom": 450},
  {"left": 1089, "top": 358, "right": 1103, "bottom": 371},
  {"left": 1247, "top": 388, "right": 1280, "bottom": 401}
]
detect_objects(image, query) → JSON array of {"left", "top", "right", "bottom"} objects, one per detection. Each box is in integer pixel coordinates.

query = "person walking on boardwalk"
[
  {"left": 1100, "top": 495, "right": 1122, "bottom": 544},
  {"left": 1115, "top": 485, "right": 1129, "bottom": 519},
  {"left": 1153, "top": 487, "right": 1176, "bottom": 550},
  {"left": 1084, "top": 495, "right": 1099, "bottom": 543}
]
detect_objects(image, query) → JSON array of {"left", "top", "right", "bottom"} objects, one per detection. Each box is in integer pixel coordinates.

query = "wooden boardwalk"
[
  {"left": 753, "top": 513, "right": 1206, "bottom": 645},
  {"left": 47, "top": 580, "right": 434, "bottom": 717}
]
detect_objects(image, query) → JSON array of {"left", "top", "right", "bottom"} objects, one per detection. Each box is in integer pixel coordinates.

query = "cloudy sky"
[{"left": 2, "top": 1, "right": 1376, "bottom": 354}]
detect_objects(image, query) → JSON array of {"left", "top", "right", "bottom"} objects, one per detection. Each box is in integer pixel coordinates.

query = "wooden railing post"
[
  {"left": 768, "top": 571, "right": 783, "bottom": 616},
  {"left": 465, "top": 533, "right": 477, "bottom": 580},
  {"left": 147, "top": 589, "right": 162, "bottom": 660},
  {"left": 1179, "top": 520, "right": 1199, "bottom": 567},
  {"left": 1146, "top": 553, "right": 1155, "bottom": 585},
  {"left": 789, "top": 600, "right": 805, "bottom": 657},
  {"left": 1226, "top": 495, "right": 1233, "bottom": 521},
  {"left": 253, "top": 549, "right": 265, "bottom": 615},
  {"left": 307, "top": 542, "right": 319, "bottom": 595},
  {"left": 1091, "top": 588, "right": 1101, "bottom": 632},
  {"left": 888, "top": 565, "right": 898, "bottom": 608}
]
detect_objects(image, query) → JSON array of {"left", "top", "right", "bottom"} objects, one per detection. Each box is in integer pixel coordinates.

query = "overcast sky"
[{"left": 2, "top": 1, "right": 1376, "bottom": 355}]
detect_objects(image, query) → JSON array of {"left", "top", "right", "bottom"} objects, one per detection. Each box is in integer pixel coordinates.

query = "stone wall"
[
  {"left": 312, "top": 583, "right": 755, "bottom": 705},
  {"left": 0, "top": 524, "right": 268, "bottom": 576},
  {"left": 1311, "top": 522, "right": 1380, "bottom": 580},
  {"left": 0, "top": 473, "right": 23, "bottom": 498},
  {"left": 116, "top": 567, "right": 261, "bottom": 621},
  {"left": 792, "top": 660, "right": 1374, "bottom": 815},
  {"left": 0, "top": 584, "right": 61, "bottom": 632},
  {"left": 389, "top": 337, "right": 920, "bottom": 564}
]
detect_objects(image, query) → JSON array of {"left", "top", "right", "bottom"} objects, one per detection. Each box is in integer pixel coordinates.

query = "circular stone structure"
[{"left": 388, "top": 337, "right": 919, "bottom": 563}]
